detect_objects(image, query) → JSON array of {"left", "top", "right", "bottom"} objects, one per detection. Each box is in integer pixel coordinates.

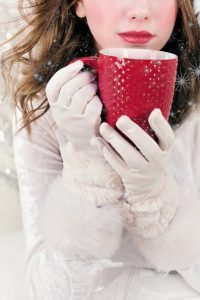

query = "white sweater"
[{"left": 12, "top": 104, "right": 200, "bottom": 300}]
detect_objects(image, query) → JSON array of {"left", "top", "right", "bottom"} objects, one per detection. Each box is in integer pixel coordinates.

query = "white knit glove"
[
  {"left": 91, "top": 109, "right": 179, "bottom": 238},
  {"left": 45, "top": 60, "right": 103, "bottom": 159}
]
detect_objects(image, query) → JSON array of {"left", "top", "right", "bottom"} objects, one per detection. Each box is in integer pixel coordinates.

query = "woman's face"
[{"left": 76, "top": 0, "right": 178, "bottom": 51}]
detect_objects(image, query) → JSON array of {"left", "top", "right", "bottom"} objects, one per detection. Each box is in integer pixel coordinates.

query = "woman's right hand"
[{"left": 45, "top": 60, "right": 103, "bottom": 158}]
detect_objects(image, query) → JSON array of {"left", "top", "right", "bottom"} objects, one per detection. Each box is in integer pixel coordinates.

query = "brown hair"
[{"left": 1, "top": 0, "right": 200, "bottom": 133}]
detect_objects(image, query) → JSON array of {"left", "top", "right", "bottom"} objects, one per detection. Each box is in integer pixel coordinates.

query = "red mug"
[{"left": 70, "top": 48, "right": 178, "bottom": 140}]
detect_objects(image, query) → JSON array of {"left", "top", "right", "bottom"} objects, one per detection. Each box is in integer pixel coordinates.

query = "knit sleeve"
[{"left": 12, "top": 107, "right": 124, "bottom": 300}]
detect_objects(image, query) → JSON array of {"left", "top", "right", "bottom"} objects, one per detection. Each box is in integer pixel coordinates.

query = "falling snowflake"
[
  {"left": 185, "top": 98, "right": 195, "bottom": 108},
  {"left": 46, "top": 60, "right": 53, "bottom": 67},
  {"left": 34, "top": 73, "right": 44, "bottom": 83},
  {"left": 189, "top": 62, "right": 200, "bottom": 79},
  {"left": 170, "top": 111, "right": 176, "bottom": 118},
  {"left": 175, "top": 71, "right": 190, "bottom": 91},
  {"left": 188, "top": 21, "right": 194, "bottom": 28},
  {"left": 172, "top": 123, "right": 181, "bottom": 130},
  {"left": 187, "top": 100, "right": 194, "bottom": 107}
]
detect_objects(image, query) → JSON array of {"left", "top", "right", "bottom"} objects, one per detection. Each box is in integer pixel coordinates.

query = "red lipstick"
[{"left": 118, "top": 31, "right": 156, "bottom": 44}]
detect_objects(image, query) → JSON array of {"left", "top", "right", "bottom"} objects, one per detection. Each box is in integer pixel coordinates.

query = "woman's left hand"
[
  {"left": 91, "top": 108, "right": 178, "bottom": 238},
  {"left": 92, "top": 108, "right": 174, "bottom": 200}
]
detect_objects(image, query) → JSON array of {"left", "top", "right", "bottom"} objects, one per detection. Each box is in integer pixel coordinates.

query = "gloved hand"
[
  {"left": 45, "top": 60, "right": 103, "bottom": 159},
  {"left": 45, "top": 60, "right": 124, "bottom": 208},
  {"left": 91, "top": 109, "right": 178, "bottom": 238}
]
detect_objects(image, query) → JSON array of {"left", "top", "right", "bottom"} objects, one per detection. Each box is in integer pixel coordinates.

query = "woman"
[{"left": 1, "top": 0, "right": 200, "bottom": 299}]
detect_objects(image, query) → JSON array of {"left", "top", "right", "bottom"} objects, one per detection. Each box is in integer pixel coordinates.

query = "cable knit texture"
[
  {"left": 61, "top": 142, "right": 124, "bottom": 207},
  {"left": 120, "top": 173, "right": 178, "bottom": 238}
]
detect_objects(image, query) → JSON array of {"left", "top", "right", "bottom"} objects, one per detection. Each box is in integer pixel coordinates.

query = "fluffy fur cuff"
[
  {"left": 40, "top": 142, "right": 124, "bottom": 260},
  {"left": 129, "top": 184, "right": 200, "bottom": 272}
]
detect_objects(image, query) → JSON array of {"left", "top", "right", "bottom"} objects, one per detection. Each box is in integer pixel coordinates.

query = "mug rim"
[{"left": 99, "top": 48, "right": 178, "bottom": 60}]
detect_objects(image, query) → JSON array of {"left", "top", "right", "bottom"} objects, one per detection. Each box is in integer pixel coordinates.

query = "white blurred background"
[{"left": 0, "top": 1, "right": 25, "bottom": 299}]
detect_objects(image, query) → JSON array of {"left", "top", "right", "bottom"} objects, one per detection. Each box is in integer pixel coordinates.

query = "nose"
[{"left": 127, "top": 0, "right": 151, "bottom": 21}]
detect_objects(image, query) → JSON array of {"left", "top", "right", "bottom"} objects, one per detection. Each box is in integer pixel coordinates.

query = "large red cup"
[{"left": 70, "top": 48, "right": 178, "bottom": 139}]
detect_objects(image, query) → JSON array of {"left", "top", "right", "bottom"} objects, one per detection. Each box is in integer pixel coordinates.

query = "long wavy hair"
[{"left": 1, "top": 0, "right": 200, "bottom": 134}]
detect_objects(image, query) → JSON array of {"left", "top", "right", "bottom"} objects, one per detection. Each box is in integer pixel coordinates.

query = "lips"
[{"left": 118, "top": 31, "right": 156, "bottom": 44}]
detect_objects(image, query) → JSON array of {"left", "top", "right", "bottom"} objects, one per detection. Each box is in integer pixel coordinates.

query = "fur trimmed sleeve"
[
  {"left": 13, "top": 108, "right": 124, "bottom": 300},
  {"left": 125, "top": 109, "right": 200, "bottom": 277},
  {"left": 40, "top": 141, "right": 124, "bottom": 260}
]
